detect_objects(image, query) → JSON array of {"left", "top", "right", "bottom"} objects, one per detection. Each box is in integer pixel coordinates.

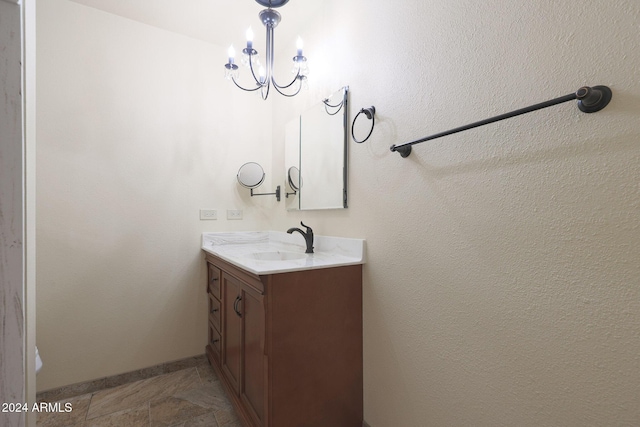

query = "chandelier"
[{"left": 224, "top": 0, "right": 308, "bottom": 100}]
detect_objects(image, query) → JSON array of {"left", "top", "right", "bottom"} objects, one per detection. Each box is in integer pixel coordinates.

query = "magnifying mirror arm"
[{"left": 251, "top": 185, "right": 281, "bottom": 202}]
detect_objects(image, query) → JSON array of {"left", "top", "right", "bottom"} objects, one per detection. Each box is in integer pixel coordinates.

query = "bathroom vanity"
[{"left": 202, "top": 232, "right": 365, "bottom": 427}]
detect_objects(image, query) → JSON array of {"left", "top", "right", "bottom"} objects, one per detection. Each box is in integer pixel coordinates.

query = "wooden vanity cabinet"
[{"left": 204, "top": 253, "right": 363, "bottom": 427}]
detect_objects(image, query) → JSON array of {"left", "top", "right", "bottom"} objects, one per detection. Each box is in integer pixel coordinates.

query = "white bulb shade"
[
  {"left": 228, "top": 45, "right": 236, "bottom": 59},
  {"left": 259, "top": 66, "right": 266, "bottom": 77},
  {"left": 296, "top": 37, "right": 304, "bottom": 50},
  {"left": 246, "top": 27, "right": 254, "bottom": 42}
]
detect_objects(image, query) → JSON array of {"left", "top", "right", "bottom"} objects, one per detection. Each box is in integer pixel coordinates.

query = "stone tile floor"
[{"left": 36, "top": 363, "right": 242, "bottom": 427}]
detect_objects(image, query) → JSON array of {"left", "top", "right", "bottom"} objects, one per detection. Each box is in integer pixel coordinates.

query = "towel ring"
[{"left": 352, "top": 106, "right": 376, "bottom": 144}]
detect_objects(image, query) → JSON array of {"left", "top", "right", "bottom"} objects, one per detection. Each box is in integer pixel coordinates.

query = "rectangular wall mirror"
[{"left": 285, "top": 86, "right": 349, "bottom": 210}]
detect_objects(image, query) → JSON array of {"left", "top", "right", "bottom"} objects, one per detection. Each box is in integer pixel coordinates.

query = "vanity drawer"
[
  {"left": 208, "top": 293, "right": 221, "bottom": 332},
  {"left": 207, "top": 264, "right": 221, "bottom": 299},
  {"left": 208, "top": 322, "right": 221, "bottom": 356}
]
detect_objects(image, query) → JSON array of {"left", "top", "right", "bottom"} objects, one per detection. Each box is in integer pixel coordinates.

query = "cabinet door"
[
  {"left": 240, "top": 285, "right": 265, "bottom": 425},
  {"left": 221, "top": 274, "right": 242, "bottom": 395}
]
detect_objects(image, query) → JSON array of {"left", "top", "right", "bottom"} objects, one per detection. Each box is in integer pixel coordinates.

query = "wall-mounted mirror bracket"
[{"left": 251, "top": 186, "right": 281, "bottom": 201}]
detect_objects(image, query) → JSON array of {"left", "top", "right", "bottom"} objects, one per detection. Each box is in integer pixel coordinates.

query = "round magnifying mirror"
[
  {"left": 237, "top": 162, "right": 265, "bottom": 189},
  {"left": 287, "top": 166, "right": 301, "bottom": 191}
]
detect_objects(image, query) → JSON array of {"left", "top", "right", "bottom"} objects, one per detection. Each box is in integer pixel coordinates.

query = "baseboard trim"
[{"left": 36, "top": 354, "right": 208, "bottom": 402}]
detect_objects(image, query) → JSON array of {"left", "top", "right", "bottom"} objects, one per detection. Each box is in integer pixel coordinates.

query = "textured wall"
[
  {"left": 270, "top": 0, "right": 640, "bottom": 425},
  {"left": 36, "top": 0, "right": 275, "bottom": 391}
]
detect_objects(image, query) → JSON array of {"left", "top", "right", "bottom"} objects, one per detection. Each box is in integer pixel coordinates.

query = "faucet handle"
[{"left": 300, "top": 221, "right": 313, "bottom": 234}]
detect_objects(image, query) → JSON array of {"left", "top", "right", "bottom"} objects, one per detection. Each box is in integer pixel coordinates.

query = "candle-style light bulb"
[
  {"left": 258, "top": 65, "right": 266, "bottom": 84},
  {"left": 246, "top": 27, "right": 254, "bottom": 50},
  {"left": 228, "top": 45, "right": 236, "bottom": 64},
  {"left": 296, "top": 36, "right": 304, "bottom": 56}
]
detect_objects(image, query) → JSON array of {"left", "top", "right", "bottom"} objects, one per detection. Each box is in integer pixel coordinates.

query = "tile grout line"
[
  {"left": 195, "top": 365, "right": 205, "bottom": 385},
  {"left": 84, "top": 392, "right": 95, "bottom": 423}
]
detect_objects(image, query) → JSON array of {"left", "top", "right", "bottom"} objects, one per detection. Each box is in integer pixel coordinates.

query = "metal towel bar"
[{"left": 390, "top": 85, "right": 612, "bottom": 158}]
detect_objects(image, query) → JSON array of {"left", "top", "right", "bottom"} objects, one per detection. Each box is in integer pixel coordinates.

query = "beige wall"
[
  {"left": 36, "top": 0, "right": 275, "bottom": 391},
  {"left": 36, "top": 0, "right": 640, "bottom": 425},
  {"left": 270, "top": 0, "right": 640, "bottom": 425}
]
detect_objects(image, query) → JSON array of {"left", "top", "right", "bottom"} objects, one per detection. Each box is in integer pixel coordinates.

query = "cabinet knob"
[
  {"left": 210, "top": 277, "right": 219, "bottom": 283},
  {"left": 210, "top": 308, "right": 219, "bottom": 314},
  {"left": 211, "top": 338, "right": 219, "bottom": 344}
]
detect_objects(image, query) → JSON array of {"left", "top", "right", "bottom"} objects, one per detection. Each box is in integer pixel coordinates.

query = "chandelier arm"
[
  {"left": 246, "top": 54, "right": 264, "bottom": 86},
  {"left": 323, "top": 100, "right": 344, "bottom": 115},
  {"left": 271, "top": 70, "right": 302, "bottom": 90},
  {"left": 323, "top": 99, "right": 343, "bottom": 108},
  {"left": 272, "top": 78, "right": 303, "bottom": 97},
  {"left": 231, "top": 76, "right": 262, "bottom": 92}
]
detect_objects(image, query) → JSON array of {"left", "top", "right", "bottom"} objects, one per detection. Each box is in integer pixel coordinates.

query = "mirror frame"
[
  {"left": 237, "top": 162, "right": 266, "bottom": 189},
  {"left": 339, "top": 86, "right": 349, "bottom": 208}
]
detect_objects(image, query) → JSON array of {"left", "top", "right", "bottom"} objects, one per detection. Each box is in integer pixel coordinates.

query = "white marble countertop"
[{"left": 201, "top": 231, "right": 366, "bottom": 275}]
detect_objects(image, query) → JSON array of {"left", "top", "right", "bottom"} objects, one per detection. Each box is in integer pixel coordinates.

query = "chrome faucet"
[{"left": 286, "top": 221, "right": 314, "bottom": 254}]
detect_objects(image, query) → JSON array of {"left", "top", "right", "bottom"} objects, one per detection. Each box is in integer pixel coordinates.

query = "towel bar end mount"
[{"left": 576, "top": 85, "right": 612, "bottom": 113}]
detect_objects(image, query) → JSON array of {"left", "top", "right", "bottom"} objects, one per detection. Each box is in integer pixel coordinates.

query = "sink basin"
[{"left": 244, "top": 251, "right": 308, "bottom": 261}]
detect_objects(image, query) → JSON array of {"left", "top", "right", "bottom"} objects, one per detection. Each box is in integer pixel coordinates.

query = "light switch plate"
[{"left": 227, "top": 209, "right": 243, "bottom": 220}]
